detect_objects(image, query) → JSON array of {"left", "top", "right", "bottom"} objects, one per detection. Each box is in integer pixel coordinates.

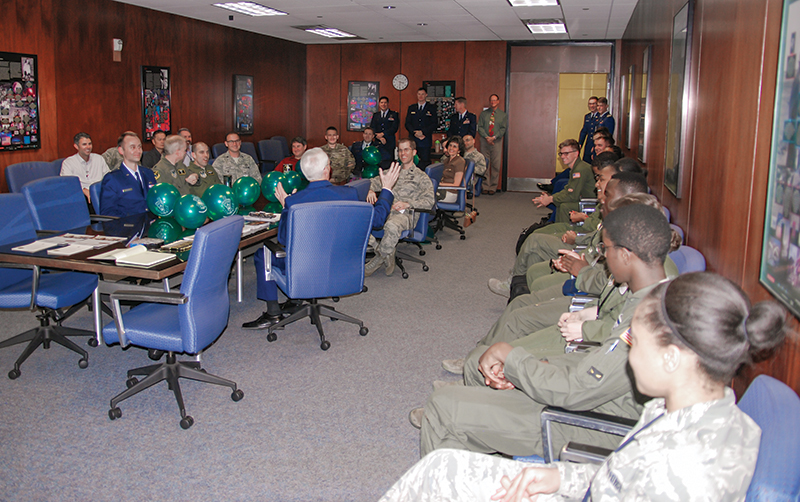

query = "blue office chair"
[
  {"left": 21, "top": 176, "right": 90, "bottom": 232},
  {"left": 257, "top": 139, "right": 284, "bottom": 174},
  {"left": 241, "top": 141, "right": 259, "bottom": 164},
  {"left": 264, "top": 201, "right": 373, "bottom": 350},
  {"left": 5, "top": 161, "right": 61, "bottom": 193},
  {"left": 0, "top": 194, "right": 98, "bottom": 379},
  {"left": 103, "top": 215, "right": 245, "bottom": 429},
  {"left": 668, "top": 245, "right": 706, "bottom": 274},
  {"left": 271, "top": 135, "right": 290, "bottom": 159},
  {"left": 89, "top": 182, "right": 103, "bottom": 214},
  {"left": 345, "top": 178, "right": 372, "bottom": 201},
  {"left": 430, "top": 159, "right": 475, "bottom": 241},
  {"left": 211, "top": 143, "right": 228, "bottom": 159}
]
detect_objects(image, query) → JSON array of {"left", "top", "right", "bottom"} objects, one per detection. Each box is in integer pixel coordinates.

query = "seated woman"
[
  {"left": 380, "top": 271, "right": 786, "bottom": 502},
  {"left": 437, "top": 136, "right": 466, "bottom": 204}
]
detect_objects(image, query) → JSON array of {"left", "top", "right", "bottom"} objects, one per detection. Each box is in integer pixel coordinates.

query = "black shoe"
[
  {"left": 280, "top": 299, "right": 304, "bottom": 314},
  {"left": 537, "top": 183, "right": 553, "bottom": 193},
  {"left": 242, "top": 312, "right": 284, "bottom": 329}
]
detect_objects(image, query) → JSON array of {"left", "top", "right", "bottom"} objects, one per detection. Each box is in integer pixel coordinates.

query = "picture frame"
[
  {"left": 639, "top": 45, "right": 652, "bottom": 163},
  {"left": 234, "top": 75, "right": 254, "bottom": 135},
  {"left": 141, "top": 66, "right": 171, "bottom": 141},
  {"left": 624, "top": 65, "right": 635, "bottom": 150},
  {"left": 0, "top": 52, "right": 41, "bottom": 151},
  {"left": 347, "top": 81, "right": 379, "bottom": 132}
]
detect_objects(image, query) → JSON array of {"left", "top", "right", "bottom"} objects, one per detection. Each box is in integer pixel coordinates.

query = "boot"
[
  {"left": 384, "top": 250, "right": 397, "bottom": 276},
  {"left": 365, "top": 251, "right": 384, "bottom": 277}
]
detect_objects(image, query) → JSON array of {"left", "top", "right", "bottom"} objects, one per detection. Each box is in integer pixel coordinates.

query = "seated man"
[
  {"left": 101, "top": 145, "right": 123, "bottom": 171},
  {"left": 531, "top": 139, "right": 595, "bottom": 224},
  {"left": 462, "top": 134, "right": 486, "bottom": 179},
  {"left": 276, "top": 136, "right": 307, "bottom": 172},
  {"left": 152, "top": 134, "right": 190, "bottom": 194},
  {"left": 100, "top": 132, "right": 156, "bottom": 217},
  {"left": 140, "top": 130, "right": 166, "bottom": 169},
  {"left": 414, "top": 204, "right": 673, "bottom": 459},
  {"left": 183, "top": 142, "right": 221, "bottom": 197},
  {"left": 60, "top": 132, "right": 109, "bottom": 204},
  {"left": 364, "top": 138, "right": 435, "bottom": 277},
  {"left": 243, "top": 148, "right": 401, "bottom": 329},
  {"left": 351, "top": 127, "right": 378, "bottom": 177},
  {"left": 213, "top": 132, "right": 262, "bottom": 184},
  {"left": 178, "top": 127, "right": 193, "bottom": 166},
  {"left": 321, "top": 126, "right": 356, "bottom": 185}
]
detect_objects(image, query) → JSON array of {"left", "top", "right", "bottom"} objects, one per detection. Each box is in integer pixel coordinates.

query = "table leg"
[
  {"left": 92, "top": 286, "right": 103, "bottom": 346},
  {"left": 237, "top": 250, "right": 243, "bottom": 303}
]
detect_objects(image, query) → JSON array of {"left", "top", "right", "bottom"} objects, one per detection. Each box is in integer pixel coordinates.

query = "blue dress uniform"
[
  {"left": 447, "top": 111, "right": 477, "bottom": 139},
  {"left": 596, "top": 111, "right": 616, "bottom": 136},
  {"left": 370, "top": 109, "right": 400, "bottom": 165},
  {"left": 579, "top": 112, "right": 597, "bottom": 162},
  {"left": 99, "top": 163, "right": 156, "bottom": 217},
  {"left": 405, "top": 102, "right": 438, "bottom": 168}
]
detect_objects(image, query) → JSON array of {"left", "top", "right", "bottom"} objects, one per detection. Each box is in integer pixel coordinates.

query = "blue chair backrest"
[
  {"left": 346, "top": 178, "right": 372, "bottom": 201},
  {"left": 738, "top": 375, "right": 800, "bottom": 500},
  {"left": 668, "top": 245, "right": 706, "bottom": 274},
  {"left": 52, "top": 158, "right": 65, "bottom": 172},
  {"left": 211, "top": 143, "right": 227, "bottom": 159},
  {"left": 426, "top": 163, "right": 445, "bottom": 185},
  {"left": 405, "top": 176, "right": 440, "bottom": 243},
  {"left": 663, "top": 206, "right": 671, "bottom": 222},
  {"left": 241, "top": 142, "right": 259, "bottom": 162},
  {"left": 282, "top": 201, "right": 373, "bottom": 299},
  {"left": 258, "top": 139, "right": 284, "bottom": 163},
  {"left": 437, "top": 159, "right": 475, "bottom": 212},
  {"left": 670, "top": 224, "right": 685, "bottom": 244},
  {"left": 271, "top": 135, "right": 290, "bottom": 159},
  {"left": 21, "top": 176, "right": 90, "bottom": 231},
  {"left": 0, "top": 194, "right": 38, "bottom": 290},
  {"left": 89, "top": 182, "right": 103, "bottom": 214},
  {"left": 5, "top": 161, "right": 61, "bottom": 193},
  {"left": 179, "top": 215, "right": 244, "bottom": 354}
]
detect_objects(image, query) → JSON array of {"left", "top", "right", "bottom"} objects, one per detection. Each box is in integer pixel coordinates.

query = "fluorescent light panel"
[
  {"left": 509, "top": 0, "right": 559, "bottom": 6},
  {"left": 212, "top": 2, "right": 287, "bottom": 16},
  {"left": 525, "top": 19, "right": 567, "bottom": 34},
  {"left": 305, "top": 27, "right": 357, "bottom": 38}
]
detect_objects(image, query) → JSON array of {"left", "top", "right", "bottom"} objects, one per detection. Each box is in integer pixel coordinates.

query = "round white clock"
[{"left": 392, "top": 73, "right": 409, "bottom": 91}]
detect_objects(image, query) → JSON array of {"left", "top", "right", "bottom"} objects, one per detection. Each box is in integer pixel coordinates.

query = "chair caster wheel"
[
  {"left": 402, "top": 272, "right": 409, "bottom": 279},
  {"left": 460, "top": 235, "right": 465, "bottom": 240},
  {"left": 231, "top": 389, "right": 244, "bottom": 402},
  {"left": 359, "top": 327, "right": 368, "bottom": 336},
  {"left": 266, "top": 333, "right": 277, "bottom": 342},
  {"left": 419, "top": 250, "right": 426, "bottom": 256},
  {"left": 126, "top": 377, "right": 139, "bottom": 388},
  {"left": 109, "top": 407, "right": 122, "bottom": 420},
  {"left": 320, "top": 341, "right": 331, "bottom": 351},
  {"left": 330, "top": 318, "right": 338, "bottom": 322},
  {"left": 180, "top": 416, "right": 194, "bottom": 430},
  {"left": 333, "top": 296, "right": 340, "bottom": 302},
  {"left": 436, "top": 244, "right": 442, "bottom": 250},
  {"left": 362, "top": 285, "right": 368, "bottom": 293},
  {"left": 148, "top": 349, "right": 164, "bottom": 361},
  {"left": 8, "top": 368, "right": 20, "bottom": 380},
  {"left": 78, "top": 358, "right": 89, "bottom": 369},
  {"left": 87, "top": 338, "right": 98, "bottom": 347},
  {"left": 397, "top": 258, "right": 403, "bottom": 264},
  {"left": 422, "top": 265, "right": 429, "bottom": 272}
]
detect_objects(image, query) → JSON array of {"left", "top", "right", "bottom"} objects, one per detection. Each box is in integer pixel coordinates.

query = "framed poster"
[
  {"left": 761, "top": 0, "right": 800, "bottom": 318},
  {"left": 663, "top": 1, "right": 694, "bottom": 197},
  {"left": 347, "top": 81, "right": 379, "bottom": 132},
  {"left": 0, "top": 52, "right": 40, "bottom": 151},
  {"left": 234, "top": 75, "right": 254, "bottom": 135},
  {"left": 623, "top": 67, "right": 634, "bottom": 149},
  {"left": 141, "top": 66, "right": 171, "bottom": 140},
  {"left": 423, "top": 80, "right": 456, "bottom": 133},
  {"left": 639, "top": 45, "right": 652, "bottom": 163}
]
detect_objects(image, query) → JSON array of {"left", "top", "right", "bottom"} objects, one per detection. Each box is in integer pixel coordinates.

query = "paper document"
[{"left": 89, "top": 245, "right": 175, "bottom": 268}]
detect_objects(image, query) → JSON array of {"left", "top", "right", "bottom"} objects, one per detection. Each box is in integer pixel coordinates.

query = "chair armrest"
[
  {"left": 90, "top": 214, "right": 118, "bottom": 222},
  {"left": 109, "top": 290, "right": 187, "bottom": 348},
  {"left": 540, "top": 406, "right": 636, "bottom": 463},
  {"left": 263, "top": 238, "right": 286, "bottom": 258}
]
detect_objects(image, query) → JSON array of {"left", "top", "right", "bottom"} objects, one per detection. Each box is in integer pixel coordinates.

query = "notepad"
[
  {"left": 47, "top": 244, "right": 96, "bottom": 256},
  {"left": 89, "top": 245, "right": 175, "bottom": 268}
]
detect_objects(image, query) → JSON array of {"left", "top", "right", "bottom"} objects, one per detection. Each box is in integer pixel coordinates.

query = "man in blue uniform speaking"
[
  {"left": 243, "top": 148, "right": 401, "bottom": 329},
  {"left": 100, "top": 132, "right": 156, "bottom": 217}
]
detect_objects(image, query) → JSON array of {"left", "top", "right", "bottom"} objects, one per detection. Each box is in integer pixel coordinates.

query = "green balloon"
[
  {"left": 261, "top": 171, "right": 286, "bottom": 202},
  {"left": 202, "top": 184, "right": 238, "bottom": 221},
  {"left": 174, "top": 194, "right": 209, "bottom": 229},
  {"left": 232, "top": 176, "right": 260, "bottom": 206},
  {"left": 147, "top": 217, "right": 182, "bottom": 244},
  {"left": 263, "top": 202, "right": 283, "bottom": 214},
  {"left": 282, "top": 170, "right": 303, "bottom": 194},
  {"left": 180, "top": 228, "right": 196, "bottom": 239},
  {"left": 361, "top": 165, "right": 380, "bottom": 179},
  {"left": 146, "top": 183, "right": 181, "bottom": 217},
  {"left": 413, "top": 154, "right": 420, "bottom": 165},
  {"left": 363, "top": 145, "right": 381, "bottom": 166},
  {"left": 294, "top": 161, "right": 309, "bottom": 189},
  {"left": 237, "top": 205, "right": 257, "bottom": 215}
]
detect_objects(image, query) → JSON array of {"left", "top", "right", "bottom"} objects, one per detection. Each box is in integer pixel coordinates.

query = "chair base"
[
  {"left": 267, "top": 299, "right": 367, "bottom": 350},
  {"left": 0, "top": 309, "right": 92, "bottom": 379},
  {"left": 108, "top": 352, "right": 242, "bottom": 429},
  {"left": 432, "top": 211, "right": 467, "bottom": 240}
]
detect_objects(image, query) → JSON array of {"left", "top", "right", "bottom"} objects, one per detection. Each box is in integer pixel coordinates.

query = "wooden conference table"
[{"left": 0, "top": 213, "right": 277, "bottom": 345}]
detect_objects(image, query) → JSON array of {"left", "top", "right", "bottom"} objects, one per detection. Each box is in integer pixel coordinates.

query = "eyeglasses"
[
  {"left": 227, "top": 139, "right": 241, "bottom": 144},
  {"left": 558, "top": 150, "right": 578, "bottom": 157},
  {"left": 597, "top": 242, "right": 629, "bottom": 257}
]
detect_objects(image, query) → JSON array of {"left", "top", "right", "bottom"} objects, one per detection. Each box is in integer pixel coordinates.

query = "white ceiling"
[{"left": 113, "top": 0, "right": 638, "bottom": 44}]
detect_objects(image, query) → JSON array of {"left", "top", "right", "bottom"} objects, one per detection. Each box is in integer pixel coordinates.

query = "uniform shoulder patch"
[
  {"left": 588, "top": 366, "right": 604, "bottom": 381},
  {"left": 154, "top": 171, "right": 161, "bottom": 179},
  {"left": 573, "top": 172, "right": 581, "bottom": 178}
]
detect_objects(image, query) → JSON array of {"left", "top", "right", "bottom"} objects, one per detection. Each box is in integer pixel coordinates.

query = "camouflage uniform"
[
  {"left": 385, "top": 395, "right": 758, "bottom": 501},
  {"left": 153, "top": 157, "right": 190, "bottom": 194},
  {"left": 101, "top": 147, "right": 123, "bottom": 171},
  {"left": 420, "top": 282, "right": 664, "bottom": 458},
  {"left": 212, "top": 151, "right": 262, "bottom": 184},
  {"left": 464, "top": 149, "right": 486, "bottom": 177},
  {"left": 184, "top": 162, "right": 221, "bottom": 198},
  {"left": 321, "top": 143, "right": 355, "bottom": 184},
  {"left": 369, "top": 165, "right": 434, "bottom": 257}
]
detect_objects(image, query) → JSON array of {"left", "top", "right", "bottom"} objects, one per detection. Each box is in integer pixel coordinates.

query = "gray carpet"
[{"left": 0, "top": 192, "right": 548, "bottom": 501}]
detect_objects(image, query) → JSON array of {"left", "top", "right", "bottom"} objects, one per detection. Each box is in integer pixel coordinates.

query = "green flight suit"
[
  {"left": 153, "top": 157, "right": 190, "bottom": 195},
  {"left": 183, "top": 162, "right": 221, "bottom": 198}
]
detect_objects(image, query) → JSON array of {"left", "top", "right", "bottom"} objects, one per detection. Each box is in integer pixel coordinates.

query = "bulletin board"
[
  {"left": 423, "top": 80, "right": 456, "bottom": 133},
  {"left": 0, "top": 52, "right": 40, "bottom": 151}
]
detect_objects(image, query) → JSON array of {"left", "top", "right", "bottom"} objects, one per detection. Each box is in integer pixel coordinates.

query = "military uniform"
[
  {"left": 369, "top": 165, "right": 434, "bottom": 257},
  {"left": 212, "top": 151, "right": 262, "bottom": 184},
  {"left": 552, "top": 158, "right": 595, "bottom": 223},
  {"left": 370, "top": 109, "right": 400, "bottom": 163},
  {"left": 99, "top": 163, "right": 156, "bottom": 217},
  {"left": 101, "top": 146, "right": 123, "bottom": 171},
  {"left": 464, "top": 149, "right": 486, "bottom": 177},
  {"left": 421, "top": 282, "right": 663, "bottom": 458},
  {"left": 183, "top": 162, "right": 221, "bottom": 198},
  {"left": 405, "top": 102, "right": 438, "bottom": 168},
  {"left": 153, "top": 157, "right": 190, "bottom": 194},
  {"left": 533, "top": 209, "right": 602, "bottom": 237},
  {"left": 580, "top": 111, "right": 598, "bottom": 162},
  {"left": 321, "top": 143, "right": 355, "bottom": 185},
  {"left": 446, "top": 111, "right": 477, "bottom": 139},
  {"left": 595, "top": 111, "right": 616, "bottom": 136}
]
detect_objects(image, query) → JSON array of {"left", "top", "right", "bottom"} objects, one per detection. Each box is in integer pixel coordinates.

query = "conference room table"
[{"left": 0, "top": 212, "right": 277, "bottom": 345}]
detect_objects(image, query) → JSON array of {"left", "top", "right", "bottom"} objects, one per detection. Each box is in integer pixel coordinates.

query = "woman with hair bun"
[{"left": 380, "top": 271, "right": 786, "bottom": 502}]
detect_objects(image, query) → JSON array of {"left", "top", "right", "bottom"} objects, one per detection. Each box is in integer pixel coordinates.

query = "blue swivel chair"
[
  {"left": 0, "top": 194, "right": 97, "bottom": 379},
  {"left": 271, "top": 135, "right": 290, "bottom": 159},
  {"left": 668, "top": 245, "right": 706, "bottom": 274},
  {"left": 431, "top": 159, "right": 475, "bottom": 241},
  {"left": 22, "top": 176, "right": 91, "bottom": 232},
  {"left": 241, "top": 141, "right": 259, "bottom": 163},
  {"left": 257, "top": 139, "right": 284, "bottom": 174},
  {"left": 103, "top": 216, "right": 245, "bottom": 429},
  {"left": 5, "top": 161, "right": 60, "bottom": 193},
  {"left": 264, "top": 201, "right": 373, "bottom": 350},
  {"left": 211, "top": 143, "right": 228, "bottom": 159},
  {"left": 345, "top": 178, "right": 372, "bottom": 201},
  {"left": 89, "top": 182, "right": 103, "bottom": 215}
]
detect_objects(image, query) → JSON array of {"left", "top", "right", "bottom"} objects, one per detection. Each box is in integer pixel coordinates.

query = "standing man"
[
  {"left": 351, "top": 127, "right": 377, "bottom": 176},
  {"left": 320, "top": 126, "right": 355, "bottom": 185},
  {"left": 276, "top": 136, "right": 307, "bottom": 172},
  {"left": 141, "top": 130, "right": 166, "bottom": 169},
  {"left": 595, "top": 97, "right": 615, "bottom": 136},
  {"left": 579, "top": 96, "right": 599, "bottom": 162},
  {"left": 99, "top": 132, "right": 156, "bottom": 217},
  {"left": 477, "top": 94, "right": 507, "bottom": 195},
  {"left": 405, "top": 87, "right": 437, "bottom": 168},
  {"left": 60, "top": 132, "right": 109, "bottom": 203},
  {"left": 213, "top": 132, "right": 262, "bottom": 184},
  {"left": 178, "top": 127, "right": 193, "bottom": 166},
  {"left": 152, "top": 135, "right": 190, "bottom": 194},
  {"left": 370, "top": 96, "right": 399, "bottom": 167},
  {"left": 447, "top": 97, "right": 477, "bottom": 139},
  {"left": 183, "top": 142, "right": 221, "bottom": 197}
]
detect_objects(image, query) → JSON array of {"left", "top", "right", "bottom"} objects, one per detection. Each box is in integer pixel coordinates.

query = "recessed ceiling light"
[
  {"left": 212, "top": 2, "right": 287, "bottom": 16},
  {"left": 582, "top": 7, "right": 589, "bottom": 10},
  {"left": 508, "top": 0, "right": 559, "bottom": 6},
  {"left": 383, "top": 5, "right": 396, "bottom": 9},
  {"left": 417, "top": 22, "right": 427, "bottom": 26},
  {"left": 295, "top": 25, "right": 358, "bottom": 38},
  {"left": 524, "top": 19, "right": 567, "bottom": 34}
]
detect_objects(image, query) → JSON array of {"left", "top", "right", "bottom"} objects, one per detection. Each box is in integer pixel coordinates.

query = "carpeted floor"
[{"left": 0, "top": 191, "right": 548, "bottom": 501}]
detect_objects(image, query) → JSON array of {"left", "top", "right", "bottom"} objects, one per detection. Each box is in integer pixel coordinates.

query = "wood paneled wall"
[
  {"left": 0, "top": 0, "right": 306, "bottom": 191},
  {"left": 619, "top": 0, "right": 800, "bottom": 394},
  {"left": 305, "top": 41, "right": 506, "bottom": 149}
]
